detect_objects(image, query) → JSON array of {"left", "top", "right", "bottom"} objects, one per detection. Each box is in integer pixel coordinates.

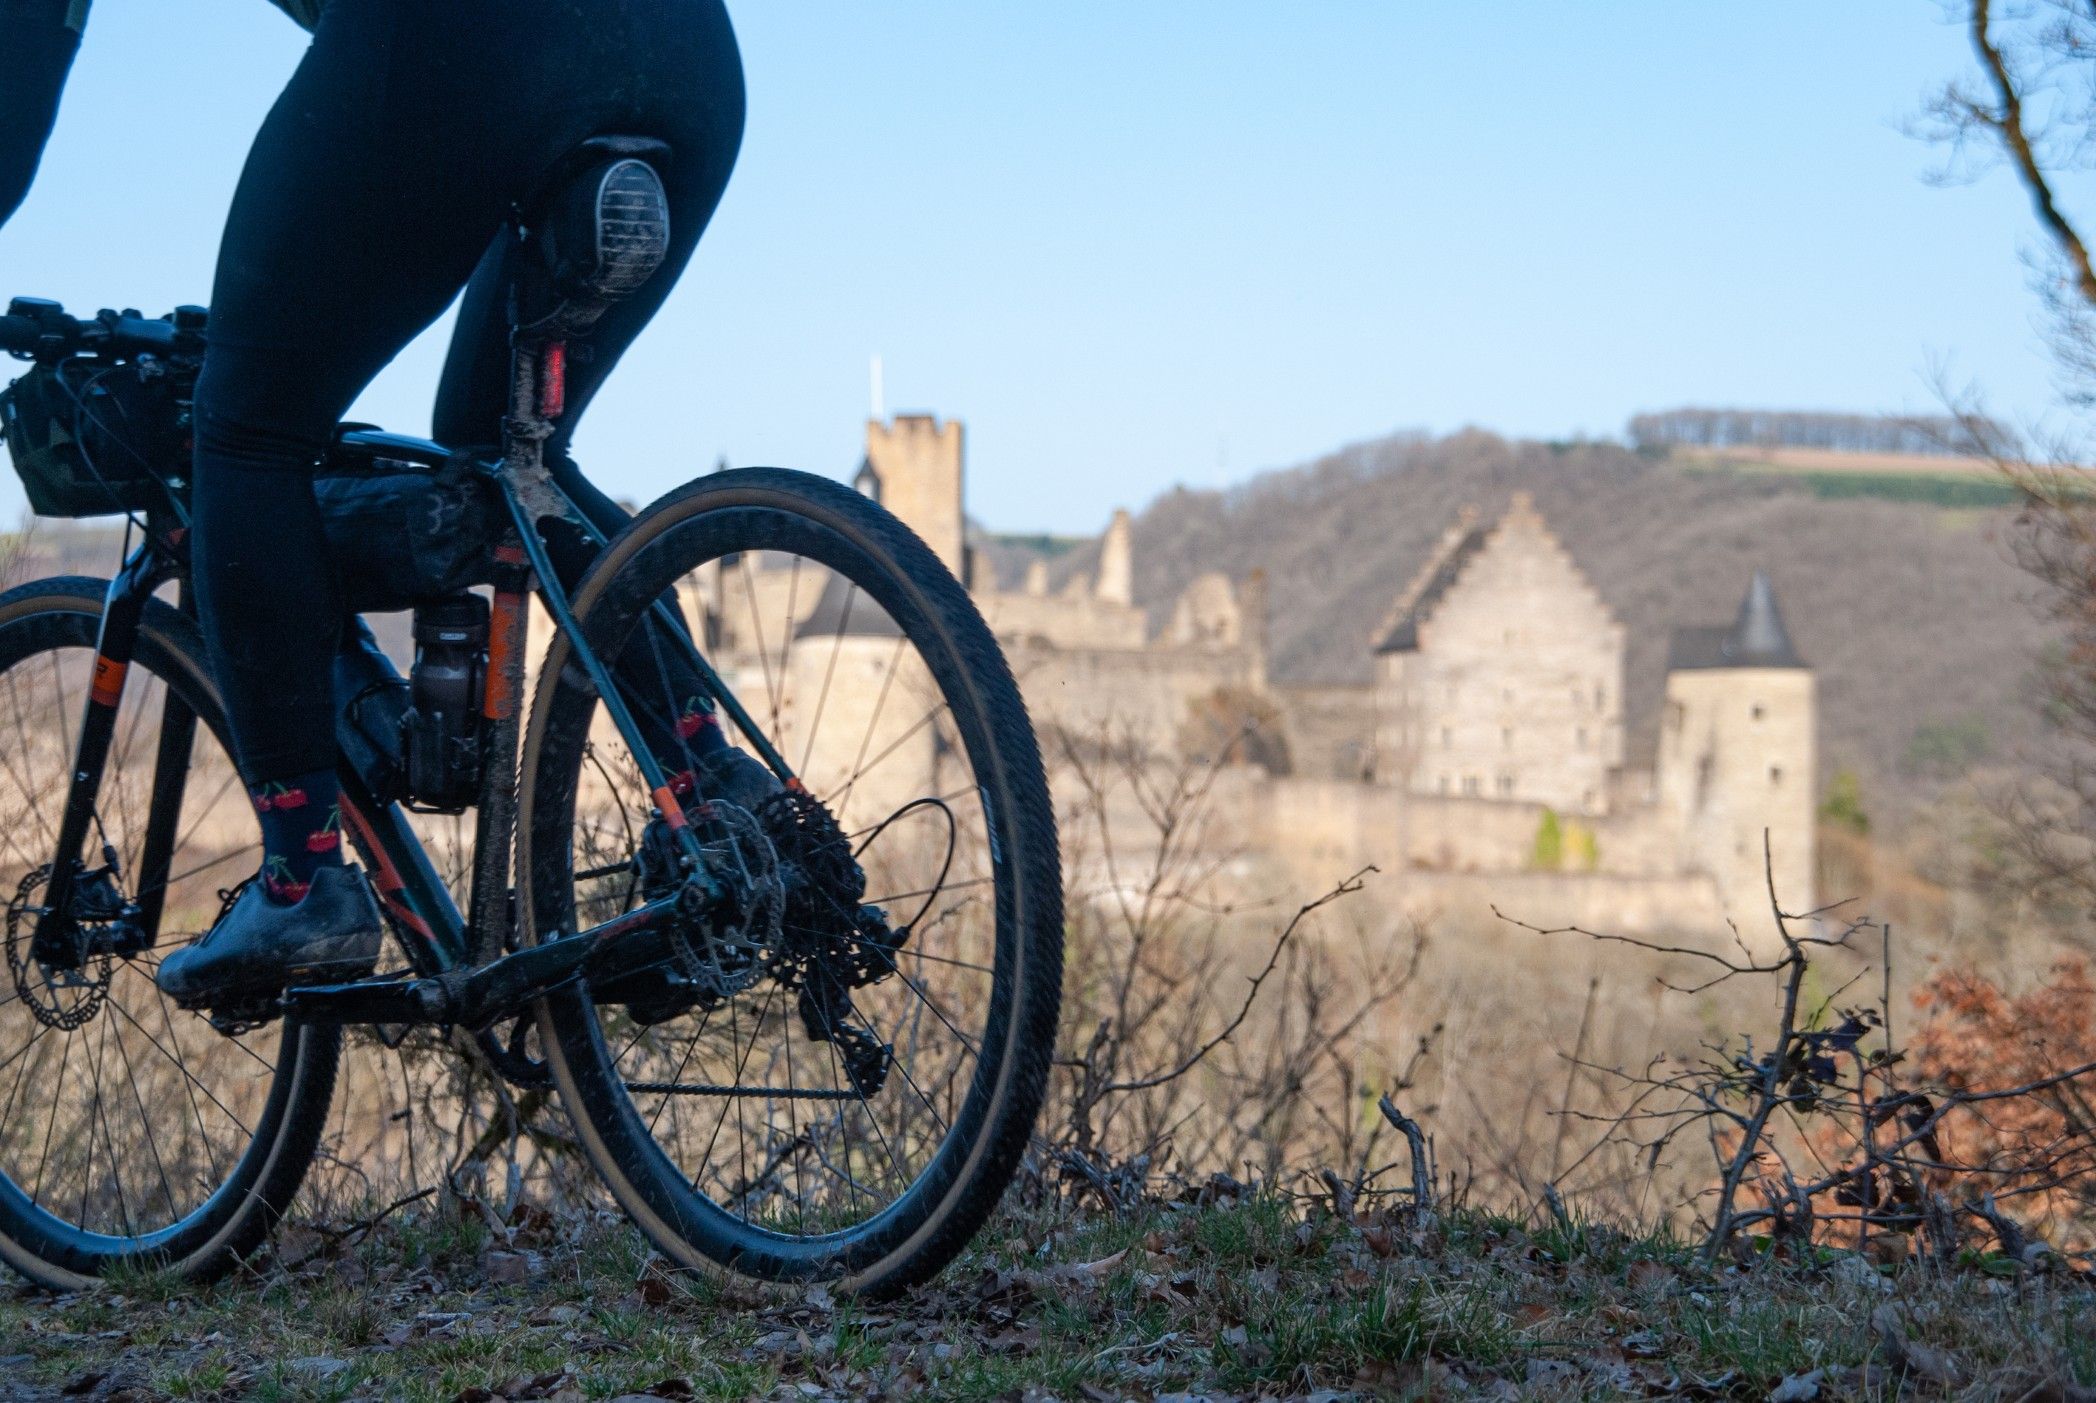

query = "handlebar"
[{"left": 0, "top": 298, "right": 206, "bottom": 362}]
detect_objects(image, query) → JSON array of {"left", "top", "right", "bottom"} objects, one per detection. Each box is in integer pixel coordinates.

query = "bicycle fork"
[{"left": 29, "top": 531, "right": 192, "bottom": 970}]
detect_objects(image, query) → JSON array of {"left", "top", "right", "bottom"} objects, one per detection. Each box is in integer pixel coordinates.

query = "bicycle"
[{"left": 0, "top": 137, "right": 1062, "bottom": 1296}]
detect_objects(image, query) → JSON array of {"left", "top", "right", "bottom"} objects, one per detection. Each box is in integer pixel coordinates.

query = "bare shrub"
[
  {"left": 1526, "top": 845, "right": 2096, "bottom": 1267},
  {"left": 1034, "top": 721, "right": 1429, "bottom": 1209}
]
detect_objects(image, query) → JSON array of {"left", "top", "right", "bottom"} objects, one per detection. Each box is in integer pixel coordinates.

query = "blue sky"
[{"left": 0, "top": 2, "right": 2066, "bottom": 533}]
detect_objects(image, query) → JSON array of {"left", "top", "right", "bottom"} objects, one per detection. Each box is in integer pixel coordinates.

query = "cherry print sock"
[{"left": 248, "top": 766, "right": 346, "bottom": 904}]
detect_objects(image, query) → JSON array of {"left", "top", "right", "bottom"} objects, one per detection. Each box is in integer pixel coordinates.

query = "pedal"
[{"left": 205, "top": 995, "right": 282, "bottom": 1038}]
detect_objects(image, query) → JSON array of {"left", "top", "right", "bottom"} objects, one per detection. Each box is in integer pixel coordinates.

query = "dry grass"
[{"left": 4, "top": 1191, "right": 2094, "bottom": 1402}]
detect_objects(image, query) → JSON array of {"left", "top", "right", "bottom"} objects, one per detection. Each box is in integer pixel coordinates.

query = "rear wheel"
[
  {"left": 520, "top": 468, "right": 1062, "bottom": 1295},
  {"left": 0, "top": 578, "right": 338, "bottom": 1288}
]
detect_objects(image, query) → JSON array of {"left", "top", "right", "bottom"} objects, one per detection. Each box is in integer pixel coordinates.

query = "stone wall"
[
  {"left": 1011, "top": 641, "right": 1263, "bottom": 760},
  {"left": 976, "top": 588, "right": 1148, "bottom": 651},
  {"left": 1273, "top": 683, "right": 1378, "bottom": 780}
]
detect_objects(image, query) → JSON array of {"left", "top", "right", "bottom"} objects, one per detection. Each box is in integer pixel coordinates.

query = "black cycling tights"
[{"left": 192, "top": 0, "right": 744, "bottom": 781}]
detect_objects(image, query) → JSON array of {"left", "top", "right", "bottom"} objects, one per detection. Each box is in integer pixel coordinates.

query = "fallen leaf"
[
  {"left": 1047, "top": 1246, "right": 1129, "bottom": 1285},
  {"left": 1626, "top": 1259, "right": 1673, "bottom": 1293},
  {"left": 1865, "top": 1232, "right": 1911, "bottom": 1268},
  {"left": 1768, "top": 1368, "right": 1823, "bottom": 1402},
  {"left": 482, "top": 1249, "right": 539, "bottom": 1285}
]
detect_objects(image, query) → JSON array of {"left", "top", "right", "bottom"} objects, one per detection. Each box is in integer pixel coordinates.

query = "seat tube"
[{"left": 466, "top": 539, "right": 533, "bottom": 967}]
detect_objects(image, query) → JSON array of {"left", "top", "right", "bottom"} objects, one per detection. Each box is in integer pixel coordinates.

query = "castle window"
[
  {"left": 1496, "top": 774, "right": 1515, "bottom": 796},
  {"left": 1438, "top": 774, "right": 1450, "bottom": 794},
  {"left": 1462, "top": 775, "right": 1480, "bottom": 797},
  {"left": 1751, "top": 702, "right": 1767, "bottom": 721},
  {"left": 1501, "top": 726, "right": 1512, "bottom": 748},
  {"left": 1595, "top": 684, "right": 1606, "bottom": 712},
  {"left": 1441, "top": 727, "right": 1451, "bottom": 749},
  {"left": 1576, "top": 726, "right": 1587, "bottom": 750},
  {"left": 1769, "top": 765, "right": 1783, "bottom": 786}
]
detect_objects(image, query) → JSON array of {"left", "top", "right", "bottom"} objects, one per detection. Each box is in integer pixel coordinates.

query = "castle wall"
[
  {"left": 1252, "top": 779, "right": 1732, "bottom": 940},
  {"left": 976, "top": 589, "right": 1148, "bottom": 651},
  {"left": 1376, "top": 502, "right": 1626, "bottom": 816},
  {"left": 1011, "top": 641, "right": 1261, "bottom": 760},
  {"left": 1273, "top": 683, "right": 1378, "bottom": 781}
]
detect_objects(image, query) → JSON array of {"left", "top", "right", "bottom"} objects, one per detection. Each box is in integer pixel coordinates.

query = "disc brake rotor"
[{"left": 6, "top": 865, "right": 114, "bottom": 1032}]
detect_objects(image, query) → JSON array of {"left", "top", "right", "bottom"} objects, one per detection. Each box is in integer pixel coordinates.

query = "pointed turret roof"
[{"left": 1667, "top": 571, "right": 1806, "bottom": 670}]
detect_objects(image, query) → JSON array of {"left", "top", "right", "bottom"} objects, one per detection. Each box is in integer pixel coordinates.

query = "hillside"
[{"left": 1019, "top": 430, "right": 2055, "bottom": 823}]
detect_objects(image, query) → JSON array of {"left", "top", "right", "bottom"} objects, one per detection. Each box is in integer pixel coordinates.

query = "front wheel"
[
  {"left": 0, "top": 579, "right": 338, "bottom": 1288},
  {"left": 519, "top": 468, "right": 1062, "bottom": 1295}
]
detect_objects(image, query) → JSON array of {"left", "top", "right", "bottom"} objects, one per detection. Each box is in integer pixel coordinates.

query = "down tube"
[{"left": 337, "top": 773, "right": 468, "bottom": 973}]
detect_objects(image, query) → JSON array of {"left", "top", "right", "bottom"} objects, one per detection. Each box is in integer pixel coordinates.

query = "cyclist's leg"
[
  {"left": 192, "top": 3, "right": 518, "bottom": 906},
  {"left": 167, "top": 1, "right": 529, "bottom": 996},
  {"left": 432, "top": 15, "right": 747, "bottom": 795}
]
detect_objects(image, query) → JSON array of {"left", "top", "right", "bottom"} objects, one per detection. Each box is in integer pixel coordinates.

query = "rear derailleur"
[{"left": 598, "top": 786, "right": 908, "bottom": 1097}]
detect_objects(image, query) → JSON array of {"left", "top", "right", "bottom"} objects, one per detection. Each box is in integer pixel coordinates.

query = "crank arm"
[{"left": 285, "top": 892, "right": 684, "bottom": 1031}]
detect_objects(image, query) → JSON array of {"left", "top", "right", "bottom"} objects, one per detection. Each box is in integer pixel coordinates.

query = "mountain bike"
[{"left": 0, "top": 137, "right": 1062, "bottom": 1295}]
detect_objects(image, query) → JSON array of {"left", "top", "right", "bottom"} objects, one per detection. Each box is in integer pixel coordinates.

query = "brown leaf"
[
  {"left": 1865, "top": 1232, "right": 1912, "bottom": 1268},
  {"left": 1057, "top": 1246, "right": 1130, "bottom": 1282},
  {"left": 482, "top": 1249, "right": 538, "bottom": 1286},
  {"left": 985, "top": 1326, "right": 1041, "bottom": 1355},
  {"left": 633, "top": 1270, "right": 676, "bottom": 1306},
  {"left": 1626, "top": 1259, "right": 1673, "bottom": 1293}
]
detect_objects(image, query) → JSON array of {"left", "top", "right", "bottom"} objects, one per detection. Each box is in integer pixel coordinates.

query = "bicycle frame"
[{"left": 30, "top": 327, "right": 788, "bottom": 1045}]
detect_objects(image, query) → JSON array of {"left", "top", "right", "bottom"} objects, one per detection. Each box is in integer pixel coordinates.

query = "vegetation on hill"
[{"left": 1626, "top": 407, "right": 2007, "bottom": 458}]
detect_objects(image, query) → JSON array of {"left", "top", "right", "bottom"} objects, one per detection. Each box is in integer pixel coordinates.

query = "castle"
[{"left": 715, "top": 413, "right": 1817, "bottom": 945}]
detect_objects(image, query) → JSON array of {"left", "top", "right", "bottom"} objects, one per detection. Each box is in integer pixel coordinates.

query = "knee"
[{"left": 191, "top": 355, "right": 335, "bottom": 475}]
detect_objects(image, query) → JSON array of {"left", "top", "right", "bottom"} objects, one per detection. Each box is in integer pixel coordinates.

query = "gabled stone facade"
[{"left": 1372, "top": 493, "right": 1625, "bottom": 815}]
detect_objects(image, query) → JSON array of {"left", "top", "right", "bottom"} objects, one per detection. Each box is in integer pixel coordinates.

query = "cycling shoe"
[{"left": 155, "top": 866, "right": 383, "bottom": 1010}]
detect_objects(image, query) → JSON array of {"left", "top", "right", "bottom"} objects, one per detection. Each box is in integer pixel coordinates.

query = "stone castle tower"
[
  {"left": 1658, "top": 572, "right": 1817, "bottom": 920},
  {"left": 857, "top": 414, "right": 966, "bottom": 579}
]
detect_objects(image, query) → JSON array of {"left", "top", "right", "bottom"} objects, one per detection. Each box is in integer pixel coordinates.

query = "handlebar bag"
[
  {"left": 314, "top": 465, "right": 495, "bottom": 613},
  {"left": 0, "top": 359, "right": 179, "bottom": 517}
]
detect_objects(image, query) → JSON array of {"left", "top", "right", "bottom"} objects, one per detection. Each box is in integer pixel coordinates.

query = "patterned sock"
[
  {"left": 249, "top": 767, "right": 346, "bottom": 905},
  {"left": 662, "top": 696, "right": 730, "bottom": 800}
]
